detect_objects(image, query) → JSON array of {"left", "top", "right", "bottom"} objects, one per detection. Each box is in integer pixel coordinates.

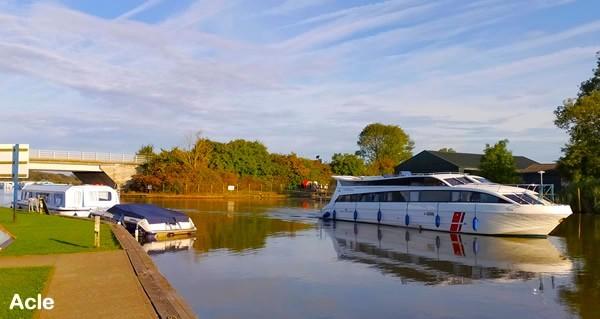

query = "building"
[{"left": 395, "top": 150, "right": 561, "bottom": 191}]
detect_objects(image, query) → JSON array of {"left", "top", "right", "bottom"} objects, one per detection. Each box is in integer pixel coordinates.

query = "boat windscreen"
[
  {"left": 504, "top": 193, "right": 542, "bottom": 205},
  {"left": 444, "top": 178, "right": 468, "bottom": 186}
]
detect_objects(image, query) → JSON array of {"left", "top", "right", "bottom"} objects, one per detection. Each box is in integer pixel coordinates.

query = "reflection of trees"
[
  {"left": 554, "top": 214, "right": 600, "bottom": 319},
  {"left": 131, "top": 198, "right": 313, "bottom": 253},
  {"left": 191, "top": 213, "right": 311, "bottom": 253}
]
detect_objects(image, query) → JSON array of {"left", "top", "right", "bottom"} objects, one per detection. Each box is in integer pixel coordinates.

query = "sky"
[{"left": 0, "top": 0, "right": 599, "bottom": 163}]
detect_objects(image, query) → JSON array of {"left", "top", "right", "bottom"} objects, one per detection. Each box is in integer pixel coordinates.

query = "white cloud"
[{"left": 0, "top": 0, "right": 596, "bottom": 162}]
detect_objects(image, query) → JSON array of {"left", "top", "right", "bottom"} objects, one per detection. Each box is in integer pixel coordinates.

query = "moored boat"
[
  {"left": 105, "top": 204, "right": 196, "bottom": 240},
  {"left": 320, "top": 173, "right": 572, "bottom": 236}
]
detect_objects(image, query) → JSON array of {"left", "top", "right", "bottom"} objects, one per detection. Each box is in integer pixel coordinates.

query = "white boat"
[
  {"left": 320, "top": 173, "right": 572, "bottom": 236},
  {"left": 16, "top": 183, "right": 119, "bottom": 218},
  {"left": 326, "top": 221, "right": 572, "bottom": 283},
  {"left": 105, "top": 204, "right": 197, "bottom": 241}
]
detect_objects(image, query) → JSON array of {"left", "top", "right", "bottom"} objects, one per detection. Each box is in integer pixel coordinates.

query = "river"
[{"left": 124, "top": 197, "right": 599, "bottom": 319}]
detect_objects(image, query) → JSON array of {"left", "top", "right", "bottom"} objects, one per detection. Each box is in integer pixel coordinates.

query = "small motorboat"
[{"left": 106, "top": 204, "right": 196, "bottom": 240}]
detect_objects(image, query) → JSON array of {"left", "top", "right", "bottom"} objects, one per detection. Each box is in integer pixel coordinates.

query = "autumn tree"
[
  {"left": 357, "top": 123, "right": 414, "bottom": 175},
  {"left": 479, "top": 139, "right": 520, "bottom": 184}
]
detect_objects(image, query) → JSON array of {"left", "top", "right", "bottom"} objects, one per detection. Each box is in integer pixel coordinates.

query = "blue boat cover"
[{"left": 108, "top": 204, "right": 190, "bottom": 224}]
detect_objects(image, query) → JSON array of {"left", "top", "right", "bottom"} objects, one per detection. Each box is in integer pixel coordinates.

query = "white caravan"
[{"left": 17, "top": 183, "right": 119, "bottom": 217}]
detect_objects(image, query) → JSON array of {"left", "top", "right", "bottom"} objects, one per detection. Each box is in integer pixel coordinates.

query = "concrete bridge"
[{"left": 29, "top": 149, "right": 146, "bottom": 189}]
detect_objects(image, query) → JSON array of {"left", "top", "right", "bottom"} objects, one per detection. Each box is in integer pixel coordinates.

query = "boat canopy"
[{"left": 108, "top": 204, "right": 190, "bottom": 224}]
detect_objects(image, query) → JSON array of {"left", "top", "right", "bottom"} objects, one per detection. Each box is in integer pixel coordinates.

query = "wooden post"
[
  {"left": 94, "top": 216, "right": 101, "bottom": 248},
  {"left": 577, "top": 187, "right": 582, "bottom": 213}
]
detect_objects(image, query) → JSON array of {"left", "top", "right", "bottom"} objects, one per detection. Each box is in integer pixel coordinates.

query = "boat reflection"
[
  {"left": 141, "top": 237, "right": 196, "bottom": 255},
  {"left": 325, "top": 220, "right": 571, "bottom": 285}
]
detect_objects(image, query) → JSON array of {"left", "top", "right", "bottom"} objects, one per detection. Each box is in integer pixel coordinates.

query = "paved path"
[{"left": 0, "top": 251, "right": 158, "bottom": 319}]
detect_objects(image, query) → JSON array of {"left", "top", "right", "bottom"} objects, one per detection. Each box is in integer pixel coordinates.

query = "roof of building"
[
  {"left": 517, "top": 163, "right": 558, "bottom": 173},
  {"left": 402, "top": 150, "right": 539, "bottom": 170}
]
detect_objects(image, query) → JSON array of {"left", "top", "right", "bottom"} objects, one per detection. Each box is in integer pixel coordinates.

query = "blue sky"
[{"left": 1, "top": 0, "right": 599, "bottom": 162}]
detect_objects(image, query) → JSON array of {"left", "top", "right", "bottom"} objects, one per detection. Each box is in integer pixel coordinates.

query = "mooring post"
[
  {"left": 577, "top": 187, "right": 581, "bottom": 213},
  {"left": 94, "top": 216, "right": 100, "bottom": 248},
  {"left": 12, "top": 144, "right": 19, "bottom": 223}
]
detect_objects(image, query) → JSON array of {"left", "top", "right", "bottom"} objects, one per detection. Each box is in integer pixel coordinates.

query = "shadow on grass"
[{"left": 50, "top": 238, "right": 90, "bottom": 248}]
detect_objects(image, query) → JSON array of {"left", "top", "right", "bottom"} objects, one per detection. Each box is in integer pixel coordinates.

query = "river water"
[{"left": 123, "top": 198, "right": 600, "bottom": 319}]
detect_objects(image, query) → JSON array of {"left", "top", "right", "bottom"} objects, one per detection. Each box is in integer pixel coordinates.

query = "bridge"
[{"left": 28, "top": 149, "right": 146, "bottom": 189}]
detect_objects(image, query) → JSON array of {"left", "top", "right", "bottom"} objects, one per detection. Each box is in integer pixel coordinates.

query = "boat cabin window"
[
  {"left": 337, "top": 190, "right": 508, "bottom": 203},
  {"left": 359, "top": 193, "right": 380, "bottom": 202},
  {"left": 419, "top": 190, "right": 451, "bottom": 202},
  {"left": 451, "top": 191, "right": 508, "bottom": 203}
]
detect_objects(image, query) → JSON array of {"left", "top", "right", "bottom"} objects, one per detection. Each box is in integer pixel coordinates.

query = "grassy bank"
[
  {"left": 0, "top": 208, "right": 120, "bottom": 256},
  {"left": 0, "top": 266, "right": 52, "bottom": 319}
]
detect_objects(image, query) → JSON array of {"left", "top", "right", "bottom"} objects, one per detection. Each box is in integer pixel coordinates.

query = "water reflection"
[
  {"left": 128, "top": 198, "right": 599, "bottom": 319},
  {"left": 127, "top": 198, "right": 315, "bottom": 254},
  {"left": 142, "top": 237, "right": 196, "bottom": 255},
  {"left": 326, "top": 221, "right": 571, "bottom": 286},
  {"left": 190, "top": 211, "right": 312, "bottom": 253},
  {"left": 552, "top": 214, "right": 600, "bottom": 319}
]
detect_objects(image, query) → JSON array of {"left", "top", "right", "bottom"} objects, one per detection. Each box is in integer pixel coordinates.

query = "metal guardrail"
[
  {"left": 30, "top": 149, "right": 147, "bottom": 164},
  {"left": 509, "top": 183, "right": 555, "bottom": 202}
]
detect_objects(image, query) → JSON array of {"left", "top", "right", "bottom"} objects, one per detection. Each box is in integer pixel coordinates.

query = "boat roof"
[
  {"left": 108, "top": 204, "right": 190, "bottom": 224},
  {"left": 333, "top": 173, "right": 468, "bottom": 181}
]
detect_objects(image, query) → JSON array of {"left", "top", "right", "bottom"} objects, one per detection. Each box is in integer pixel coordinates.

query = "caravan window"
[
  {"left": 98, "top": 191, "right": 112, "bottom": 201},
  {"left": 54, "top": 194, "right": 64, "bottom": 206}
]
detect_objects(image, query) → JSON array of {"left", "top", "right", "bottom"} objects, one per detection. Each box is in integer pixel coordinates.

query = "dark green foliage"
[
  {"left": 578, "top": 51, "right": 600, "bottom": 97},
  {"left": 357, "top": 123, "right": 414, "bottom": 174},
  {"left": 479, "top": 139, "right": 520, "bottom": 184},
  {"left": 437, "top": 148, "right": 456, "bottom": 153},
  {"left": 554, "top": 54, "right": 600, "bottom": 213},
  {"left": 330, "top": 153, "right": 365, "bottom": 176},
  {"left": 209, "top": 140, "right": 272, "bottom": 176}
]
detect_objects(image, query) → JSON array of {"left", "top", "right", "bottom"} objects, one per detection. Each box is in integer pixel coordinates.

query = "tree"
[
  {"left": 578, "top": 51, "right": 600, "bottom": 97},
  {"left": 136, "top": 144, "right": 155, "bottom": 157},
  {"left": 554, "top": 53, "right": 600, "bottom": 213},
  {"left": 330, "top": 153, "right": 365, "bottom": 176},
  {"left": 357, "top": 123, "right": 414, "bottom": 174},
  {"left": 479, "top": 139, "right": 519, "bottom": 184},
  {"left": 438, "top": 148, "right": 456, "bottom": 153}
]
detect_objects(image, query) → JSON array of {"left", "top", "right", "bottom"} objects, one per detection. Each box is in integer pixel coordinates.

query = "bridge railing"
[{"left": 30, "top": 149, "right": 147, "bottom": 164}]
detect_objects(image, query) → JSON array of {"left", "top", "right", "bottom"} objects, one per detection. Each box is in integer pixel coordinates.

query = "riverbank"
[
  {"left": 122, "top": 190, "right": 331, "bottom": 200},
  {"left": 0, "top": 208, "right": 194, "bottom": 318}
]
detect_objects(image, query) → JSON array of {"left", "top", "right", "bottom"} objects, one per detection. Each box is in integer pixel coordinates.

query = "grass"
[
  {"left": 0, "top": 266, "right": 52, "bottom": 319},
  {"left": 0, "top": 208, "right": 120, "bottom": 256}
]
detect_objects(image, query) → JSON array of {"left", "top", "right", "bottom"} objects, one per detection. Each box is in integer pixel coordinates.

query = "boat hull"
[{"left": 322, "top": 204, "right": 571, "bottom": 236}]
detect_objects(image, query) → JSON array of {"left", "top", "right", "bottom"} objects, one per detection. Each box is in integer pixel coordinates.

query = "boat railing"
[
  {"left": 30, "top": 149, "right": 147, "bottom": 164},
  {"left": 508, "top": 183, "right": 555, "bottom": 202}
]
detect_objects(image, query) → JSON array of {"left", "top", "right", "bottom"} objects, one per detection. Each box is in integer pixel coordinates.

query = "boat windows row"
[{"left": 335, "top": 190, "right": 509, "bottom": 204}]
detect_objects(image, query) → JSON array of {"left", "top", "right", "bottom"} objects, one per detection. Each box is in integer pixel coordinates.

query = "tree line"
[{"left": 131, "top": 52, "right": 600, "bottom": 213}]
